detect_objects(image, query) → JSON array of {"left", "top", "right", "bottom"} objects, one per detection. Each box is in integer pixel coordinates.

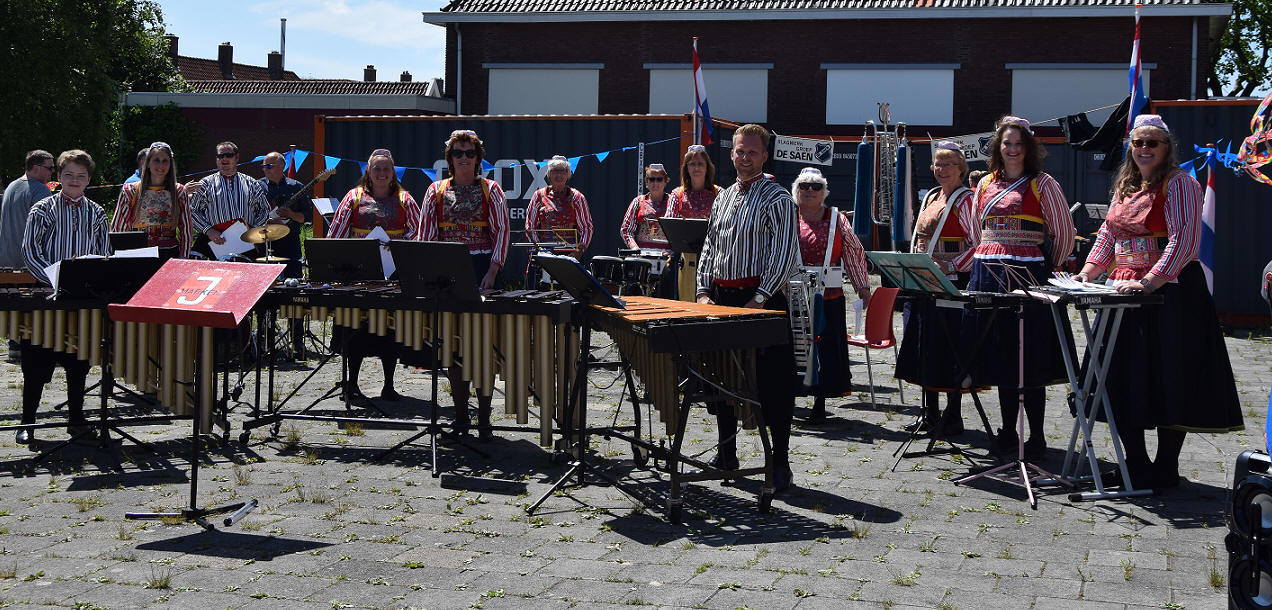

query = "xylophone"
[{"left": 256, "top": 283, "right": 580, "bottom": 446}]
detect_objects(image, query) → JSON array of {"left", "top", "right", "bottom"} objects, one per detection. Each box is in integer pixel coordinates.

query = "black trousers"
[
  {"left": 708, "top": 284, "right": 796, "bottom": 459},
  {"left": 20, "top": 341, "right": 89, "bottom": 425}
]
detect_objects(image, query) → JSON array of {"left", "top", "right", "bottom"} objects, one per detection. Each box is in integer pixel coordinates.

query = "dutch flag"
[
  {"left": 1200, "top": 151, "right": 1217, "bottom": 294},
  {"left": 693, "top": 38, "right": 713, "bottom": 146},
  {"left": 1126, "top": 4, "right": 1149, "bottom": 141}
]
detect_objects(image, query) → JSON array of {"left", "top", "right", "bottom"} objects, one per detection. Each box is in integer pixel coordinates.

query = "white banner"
[
  {"left": 932, "top": 132, "right": 995, "bottom": 165},
  {"left": 773, "top": 136, "right": 835, "bottom": 166}
]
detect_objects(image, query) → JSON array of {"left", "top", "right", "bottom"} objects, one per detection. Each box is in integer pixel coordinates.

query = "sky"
[{"left": 158, "top": 1, "right": 450, "bottom": 81}]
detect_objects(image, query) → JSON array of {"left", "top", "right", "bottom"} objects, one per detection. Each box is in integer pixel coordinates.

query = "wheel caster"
[
  {"left": 238, "top": 432, "right": 250, "bottom": 447},
  {"left": 270, "top": 423, "right": 281, "bottom": 437},
  {"left": 631, "top": 443, "right": 649, "bottom": 467},
  {"left": 758, "top": 492, "right": 773, "bottom": 514}
]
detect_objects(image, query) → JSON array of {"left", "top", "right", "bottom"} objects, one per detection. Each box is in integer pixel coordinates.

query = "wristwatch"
[{"left": 753, "top": 293, "right": 767, "bottom": 305}]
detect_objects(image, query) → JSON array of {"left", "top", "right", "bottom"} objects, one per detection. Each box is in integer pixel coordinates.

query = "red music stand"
[{"left": 110, "top": 259, "right": 283, "bottom": 530}]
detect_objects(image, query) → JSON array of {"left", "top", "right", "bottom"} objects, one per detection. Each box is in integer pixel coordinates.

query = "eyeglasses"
[
  {"left": 1131, "top": 139, "right": 1162, "bottom": 149},
  {"left": 646, "top": 176, "right": 666, "bottom": 183},
  {"left": 797, "top": 183, "right": 824, "bottom": 191},
  {"left": 450, "top": 149, "right": 477, "bottom": 159},
  {"left": 40, "top": 164, "right": 55, "bottom": 171},
  {"left": 262, "top": 163, "right": 277, "bottom": 169},
  {"left": 933, "top": 163, "right": 957, "bottom": 169},
  {"left": 216, "top": 152, "right": 237, "bottom": 159}
]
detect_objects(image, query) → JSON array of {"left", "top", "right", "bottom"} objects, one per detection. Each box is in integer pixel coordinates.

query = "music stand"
[
  {"left": 534, "top": 253, "right": 624, "bottom": 308},
  {"left": 108, "top": 231, "right": 147, "bottom": 252},
  {"left": 306, "top": 238, "right": 384, "bottom": 283},
  {"left": 866, "top": 252, "right": 996, "bottom": 469},
  {"left": 375, "top": 241, "right": 487, "bottom": 469},
  {"left": 658, "top": 218, "right": 709, "bottom": 255}
]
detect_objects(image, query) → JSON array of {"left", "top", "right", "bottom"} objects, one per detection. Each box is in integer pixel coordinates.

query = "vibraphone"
[
  {"left": 539, "top": 296, "right": 790, "bottom": 521},
  {"left": 0, "top": 285, "right": 213, "bottom": 450},
  {"left": 249, "top": 283, "right": 580, "bottom": 447}
]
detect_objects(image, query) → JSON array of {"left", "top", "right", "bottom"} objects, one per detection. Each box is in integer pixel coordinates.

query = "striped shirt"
[
  {"left": 696, "top": 175, "right": 800, "bottom": 298},
  {"left": 23, "top": 193, "right": 111, "bottom": 285},
  {"left": 525, "top": 187, "right": 594, "bottom": 252},
  {"left": 189, "top": 172, "right": 269, "bottom": 235},
  {"left": 418, "top": 178, "right": 511, "bottom": 268},
  {"left": 327, "top": 188, "right": 421, "bottom": 240},
  {"left": 966, "top": 172, "right": 1075, "bottom": 265},
  {"left": 619, "top": 193, "right": 671, "bottom": 250},
  {"left": 112, "top": 182, "right": 192, "bottom": 257},
  {"left": 1086, "top": 171, "right": 1202, "bottom": 282}
]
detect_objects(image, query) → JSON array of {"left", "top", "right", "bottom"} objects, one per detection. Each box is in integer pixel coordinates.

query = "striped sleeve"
[
  {"left": 247, "top": 179, "right": 270, "bottom": 227},
  {"left": 111, "top": 184, "right": 137, "bottom": 233},
  {"left": 326, "top": 189, "right": 358, "bottom": 238},
  {"left": 663, "top": 189, "right": 682, "bottom": 218},
  {"left": 188, "top": 176, "right": 214, "bottom": 234},
  {"left": 22, "top": 198, "right": 55, "bottom": 284},
  {"left": 1085, "top": 222, "right": 1115, "bottom": 270},
  {"left": 418, "top": 181, "right": 440, "bottom": 242},
  {"left": 1038, "top": 173, "right": 1075, "bottom": 266},
  {"left": 402, "top": 191, "right": 422, "bottom": 241},
  {"left": 951, "top": 189, "right": 978, "bottom": 272},
  {"left": 487, "top": 181, "right": 510, "bottom": 268},
  {"left": 524, "top": 189, "right": 543, "bottom": 241},
  {"left": 838, "top": 211, "right": 869, "bottom": 292},
  {"left": 92, "top": 205, "right": 111, "bottom": 256},
  {"left": 695, "top": 189, "right": 724, "bottom": 297},
  {"left": 573, "top": 189, "right": 594, "bottom": 253},
  {"left": 757, "top": 184, "right": 800, "bottom": 298},
  {"left": 175, "top": 183, "right": 192, "bottom": 258},
  {"left": 1151, "top": 172, "right": 1203, "bottom": 281},
  {"left": 619, "top": 196, "right": 642, "bottom": 249}
]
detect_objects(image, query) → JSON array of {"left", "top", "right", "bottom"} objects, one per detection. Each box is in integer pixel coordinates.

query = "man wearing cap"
[
  {"left": 189, "top": 141, "right": 270, "bottom": 259},
  {"left": 695, "top": 123, "right": 800, "bottom": 491}
]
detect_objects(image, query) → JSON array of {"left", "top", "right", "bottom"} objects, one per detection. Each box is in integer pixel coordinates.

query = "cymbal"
[
  {"left": 241, "top": 224, "right": 290, "bottom": 243},
  {"left": 255, "top": 256, "right": 291, "bottom": 263}
]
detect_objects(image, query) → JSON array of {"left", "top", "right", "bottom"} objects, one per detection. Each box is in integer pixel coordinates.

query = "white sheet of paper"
[
  {"left": 44, "top": 261, "right": 60, "bottom": 295},
  {"left": 312, "top": 197, "right": 338, "bottom": 216},
  {"left": 853, "top": 299, "right": 864, "bottom": 333},
  {"left": 364, "top": 226, "right": 395, "bottom": 279},
  {"left": 112, "top": 246, "right": 160, "bottom": 259},
  {"left": 209, "top": 221, "right": 255, "bottom": 260}
]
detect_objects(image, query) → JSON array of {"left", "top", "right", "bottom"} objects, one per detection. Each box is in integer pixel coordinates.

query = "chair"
[{"left": 846, "top": 286, "right": 905, "bottom": 408}]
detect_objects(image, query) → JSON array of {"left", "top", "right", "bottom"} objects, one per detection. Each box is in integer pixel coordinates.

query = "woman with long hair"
[{"left": 111, "top": 141, "right": 192, "bottom": 259}]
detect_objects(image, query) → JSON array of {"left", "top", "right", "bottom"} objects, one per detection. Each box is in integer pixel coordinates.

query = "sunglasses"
[
  {"left": 1131, "top": 139, "right": 1162, "bottom": 149},
  {"left": 262, "top": 163, "right": 277, "bottom": 169},
  {"left": 450, "top": 149, "right": 477, "bottom": 159},
  {"left": 646, "top": 176, "right": 665, "bottom": 183},
  {"left": 216, "top": 152, "right": 237, "bottom": 159},
  {"left": 797, "top": 183, "right": 824, "bottom": 191}
]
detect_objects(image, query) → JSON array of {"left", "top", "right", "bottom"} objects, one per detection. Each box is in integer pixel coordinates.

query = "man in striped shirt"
[
  {"left": 695, "top": 124, "right": 800, "bottom": 491},
  {"left": 189, "top": 141, "right": 269, "bottom": 259},
  {"left": 18, "top": 150, "right": 111, "bottom": 443}
]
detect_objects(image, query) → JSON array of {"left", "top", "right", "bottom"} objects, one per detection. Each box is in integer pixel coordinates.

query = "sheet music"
[
  {"left": 209, "top": 220, "right": 255, "bottom": 260},
  {"left": 112, "top": 246, "right": 160, "bottom": 259},
  {"left": 44, "top": 261, "right": 60, "bottom": 296},
  {"left": 364, "top": 226, "right": 395, "bottom": 279},
  {"left": 1046, "top": 272, "right": 1116, "bottom": 293},
  {"left": 312, "top": 197, "right": 337, "bottom": 216}
]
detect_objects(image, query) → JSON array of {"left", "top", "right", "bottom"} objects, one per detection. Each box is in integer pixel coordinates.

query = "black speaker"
[{"left": 1229, "top": 451, "right": 1272, "bottom": 609}]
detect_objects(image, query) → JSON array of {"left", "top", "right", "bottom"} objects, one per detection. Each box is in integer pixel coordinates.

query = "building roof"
[
  {"left": 428, "top": 0, "right": 1230, "bottom": 20},
  {"left": 440, "top": 0, "right": 1220, "bottom": 10},
  {"left": 176, "top": 56, "right": 300, "bottom": 81},
  {"left": 185, "top": 80, "right": 439, "bottom": 96}
]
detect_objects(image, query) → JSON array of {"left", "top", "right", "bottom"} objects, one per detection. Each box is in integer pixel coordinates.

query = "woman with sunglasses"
[
  {"left": 418, "top": 130, "right": 510, "bottom": 439},
  {"left": 1072, "top": 114, "right": 1241, "bottom": 490},
  {"left": 965, "top": 116, "right": 1075, "bottom": 462},
  {"left": 112, "top": 142, "right": 193, "bottom": 260},
  {"left": 619, "top": 163, "right": 676, "bottom": 297},
  {"left": 792, "top": 167, "right": 870, "bottom": 423},
  {"left": 895, "top": 142, "right": 977, "bottom": 437},
  {"left": 327, "top": 148, "right": 421, "bottom": 403}
]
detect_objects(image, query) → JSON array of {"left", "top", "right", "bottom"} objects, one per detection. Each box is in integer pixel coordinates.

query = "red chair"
[{"left": 846, "top": 286, "right": 905, "bottom": 409}]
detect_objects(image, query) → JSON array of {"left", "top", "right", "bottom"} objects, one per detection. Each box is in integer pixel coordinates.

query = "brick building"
[{"left": 423, "top": 0, "right": 1231, "bottom": 137}]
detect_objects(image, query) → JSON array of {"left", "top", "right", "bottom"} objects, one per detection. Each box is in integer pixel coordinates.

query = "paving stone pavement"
[{"left": 0, "top": 310, "right": 1265, "bottom": 610}]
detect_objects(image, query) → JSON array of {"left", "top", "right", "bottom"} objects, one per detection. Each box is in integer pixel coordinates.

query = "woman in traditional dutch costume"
[
  {"left": 665, "top": 145, "right": 720, "bottom": 299},
  {"left": 111, "top": 141, "right": 192, "bottom": 260},
  {"left": 418, "top": 130, "right": 511, "bottom": 439},
  {"left": 966, "top": 116, "right": 1075, "bottom": 461},
  {"left": 525, "top": 156, "right": 592, "bottom": 257},
  {"left": 896, "top": 142, "right": 977, "bottom": 436},
  {"left": 1074, "top": 114, "right": 1242, "bottom": 489},
  {"left": 328, "top": 148, "right": 421, "bottom": 402},
  {"left": 791, "top": 168, "right": 870, "bottom": 422},
  {"left": 619, "top": 163, "right": 675, "bottom": 297}
]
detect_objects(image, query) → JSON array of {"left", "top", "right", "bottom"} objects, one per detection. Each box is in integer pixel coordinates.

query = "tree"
[
  {"left": 0, "top": 0, "right": 179, "bottom": 185},
  {"left": 1209, "top": 0, "right": 1272, "bottom": 97}
]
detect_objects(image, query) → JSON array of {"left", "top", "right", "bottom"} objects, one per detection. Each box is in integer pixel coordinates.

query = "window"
[
  {"left": 1008, "top": 64, "right": 1153, "bottom": 126},
  {"left": 646, "top": 63, "right": 771, "bottom": 123},
  {"left": 824, "top": 65, "right": 958, "bottom": 126},
  {"left": 485, "top": 64, "right": 602, "bottom": 115}
]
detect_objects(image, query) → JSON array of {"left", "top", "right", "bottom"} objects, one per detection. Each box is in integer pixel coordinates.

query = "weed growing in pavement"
[
  {"left": 1121, "top": 558, "right": 1135, "bottom": 581},
  {"left": 145, "top": 566, "right": 172, "bottom": 589}
]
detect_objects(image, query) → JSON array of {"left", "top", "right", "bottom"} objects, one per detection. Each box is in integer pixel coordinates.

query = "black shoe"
[
  {"left": 379, "top": 387, "right": 403, "bottom": 401},
  {"left": 992, "top": 429, "right": 1019, "bottom": 461},
  {"left": 15, "top": 430, "right": 32, "bottom": 444},
  {"left": 66, "top": 425, "right": 97, "bottom": 441},
  {"left": 773, "top": 462, "right": 793, "bottom": 492},
  {"left": 1024, "top": 437, "right": 1046, "bottom": 462},
  {"left": 705, "top": 453, "right": 739, "bottom": 472},
  {"left": 1152, "top": 463, "right": 1182, "bottom": 489},
  {"left": 477, "top": 427, "right": 495, "bottom": 442},
  {"left": 806, "top": 408, "right": 828, "bottom": 425},
  {"left": 904, "top": 417, "right": 938, "bottom": 434},
  {"left": 340, "top": 386, "right": 368, "bottom": 403},
  {"left": 937, "top": 416, "right": 965, "bottom": 437}
]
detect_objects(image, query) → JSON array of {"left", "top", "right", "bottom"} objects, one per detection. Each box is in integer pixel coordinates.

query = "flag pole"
[{"left": 692, "top": 37, "right": 700, "bottom": 146}]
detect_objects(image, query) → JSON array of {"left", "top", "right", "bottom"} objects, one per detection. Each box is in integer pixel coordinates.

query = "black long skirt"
[
  {"left": 801, "top": 295, "right": 851, "bottom": 398},
  {"left": 964, "top": 259, "right": 1073, "bottom": 388},
  {"left": 896, "top": 299, "right": 969, "bottom": 392},
  {"left": 1088, "top": 261, "right": 1243, "bottom": 432}
]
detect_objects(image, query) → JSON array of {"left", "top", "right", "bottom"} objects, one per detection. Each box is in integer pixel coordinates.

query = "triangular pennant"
[
  {"left": 481, "top": 160, "right": 494, "bottom": 172},
  {"left": 293, "top": 150, "right": 310, "bottom": 172},
  {"left": 357, "top": 161, "right": 368, "bottom": 174},
  {"left": 537, "top": 159, "right": 550, "bottom": 168},
  {"left": 567, "top": 156, "right": 581, "bottom": 173},
  {"left": 394, "top": 166, "right": 406, "bottom": 181},
  {"left": 421, "top": 168, "right": 438, "bottom": 182},
  {"left": 251, "top": 155, "right": 266, "bottom": 162},
  {"left": 595, "top": 151, "right": 610, "bottom": 164},
  {"left": 323, "top": 155, "right": 341, "bottom": 172}
]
